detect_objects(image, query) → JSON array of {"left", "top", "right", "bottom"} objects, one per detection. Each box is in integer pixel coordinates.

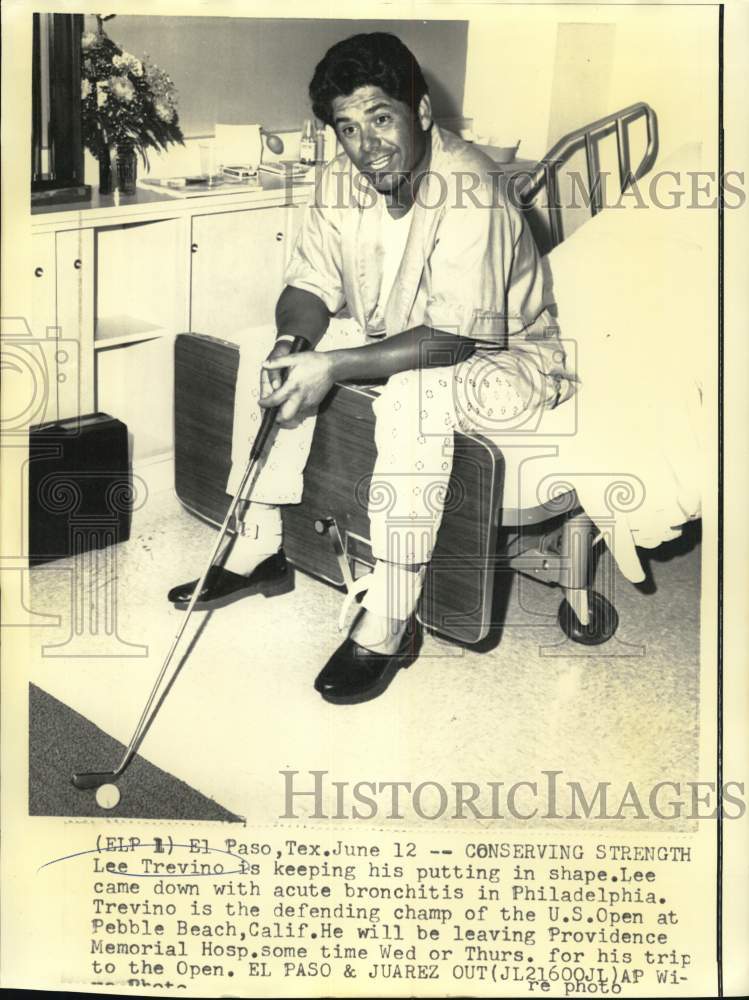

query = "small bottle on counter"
[{"left": 299, "top": 119, "right": 316, "bottom": 164}]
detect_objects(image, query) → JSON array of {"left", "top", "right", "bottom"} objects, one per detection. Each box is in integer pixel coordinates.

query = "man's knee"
[{"left": 372, "top": 367, "right": 456, "bottom": 427}]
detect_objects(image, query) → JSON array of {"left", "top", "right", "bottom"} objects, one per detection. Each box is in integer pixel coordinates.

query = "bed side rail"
[{"left": 518, "top": 102, "right": 659, "bottom": 253}]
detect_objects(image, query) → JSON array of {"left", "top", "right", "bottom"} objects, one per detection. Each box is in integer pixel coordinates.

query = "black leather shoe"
[
  {"left": 314, "top": 625, "right": 421, "bottom": 705},
  {"left": 168, "top": 550, "right": 293, "bottom": 610}
]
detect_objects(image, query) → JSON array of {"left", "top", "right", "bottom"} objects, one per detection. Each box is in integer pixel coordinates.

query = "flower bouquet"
[{"left": 80, "top": 19, "right": 184, "bottom": 193}]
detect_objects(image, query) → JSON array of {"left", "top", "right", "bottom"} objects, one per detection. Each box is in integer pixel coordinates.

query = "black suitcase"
[{"left": 28, "top": 412, "right": 132, "bottom": 566}]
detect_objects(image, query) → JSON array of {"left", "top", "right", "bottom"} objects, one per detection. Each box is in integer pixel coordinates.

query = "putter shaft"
[{"left": 72, "top": 336, "right": 309, "bottom": 790}]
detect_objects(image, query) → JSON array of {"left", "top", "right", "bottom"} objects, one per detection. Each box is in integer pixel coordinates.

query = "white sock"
[
  {"left": 223, "top": 502, "right": 282, "bottom": 576},
  {"left": 354, "top": 561, "right": 426, "bottom": 652},
  {"left": 352, "top": 609, "right": 408, "bottom": 653},
  {"left": 361, "top": 560, "right": 426, "bottom": 620}
]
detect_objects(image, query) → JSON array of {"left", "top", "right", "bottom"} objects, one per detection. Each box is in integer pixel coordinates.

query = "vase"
[
  {"left": 98, "top": 151, "right": 114, "bottom": 195},
  {"left": 116, "top": 146, "right": 138, "bottom": 195}
]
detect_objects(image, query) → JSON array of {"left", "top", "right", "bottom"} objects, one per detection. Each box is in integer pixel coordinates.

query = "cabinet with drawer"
[{"left": 30, "top": 185, "right": 309, "bottom": 484}]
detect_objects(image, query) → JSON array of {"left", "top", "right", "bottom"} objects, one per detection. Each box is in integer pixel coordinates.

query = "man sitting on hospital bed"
[{"left": 167, "top": 32, "right": 573, "bottom": 704}]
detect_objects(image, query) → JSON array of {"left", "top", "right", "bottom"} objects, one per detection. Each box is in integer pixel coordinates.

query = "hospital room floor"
[{"left": 27, "top": 485, "right": 702, "bottom": 830}]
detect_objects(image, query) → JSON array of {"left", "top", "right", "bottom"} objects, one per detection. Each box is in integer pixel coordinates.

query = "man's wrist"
[
  {"left": 325, "top": 349, "right": 346, "bottom": 382},
  {"left": 275, "top": 331, "right": 321, "bottom": 350}
]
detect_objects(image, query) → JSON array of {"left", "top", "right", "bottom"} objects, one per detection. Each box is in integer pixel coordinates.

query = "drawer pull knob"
[
  {"left": 74, "top": 259, "right": 82, "bottom": 270},
  {"left": 191, "top": 243, "right": 198, "bottom": 253},
  {"left": 275, "top": 232, "right": 283, "bottom": 242},
  {"left": 34, "top": 266, "right": 44, "bottom": 277}
]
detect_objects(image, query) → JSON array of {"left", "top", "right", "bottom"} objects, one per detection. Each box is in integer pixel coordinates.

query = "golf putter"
[{"left": 72, "top": 335, "right": 309, "bottom": 791}]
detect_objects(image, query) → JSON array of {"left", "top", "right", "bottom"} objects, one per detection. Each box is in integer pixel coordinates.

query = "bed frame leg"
[
  {"left": 557, "top": 512, "right": 619, "bottom": 643},
  {"left": 560, "top": 512, "right": 597, "bottom": 626}
]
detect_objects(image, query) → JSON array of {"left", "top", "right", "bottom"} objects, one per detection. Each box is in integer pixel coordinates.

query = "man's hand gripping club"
[{"left": 260, "top": 345, "right": 336, "bottom": 427}]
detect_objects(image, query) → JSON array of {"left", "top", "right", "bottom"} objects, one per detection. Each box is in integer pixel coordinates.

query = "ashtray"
[{"left": 222, "top": 165, "right": 259, "bottom": 182}]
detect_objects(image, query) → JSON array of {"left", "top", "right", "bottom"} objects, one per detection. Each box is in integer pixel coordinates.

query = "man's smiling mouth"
[{"left": 367, "top": 154, "right": 393, "bottom": 171}]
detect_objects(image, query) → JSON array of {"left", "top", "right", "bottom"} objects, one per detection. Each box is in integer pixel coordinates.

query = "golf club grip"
[{"left": 250, "top": 335, "right": 310, "bottom": 461}]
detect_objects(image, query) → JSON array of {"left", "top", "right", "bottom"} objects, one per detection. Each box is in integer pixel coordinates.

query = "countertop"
[
  {"left": 31, "top": 157, "right": 539, "bottom": 232},
  {"left": 31, "top": 171, "right": 315, "bottom": 231}
]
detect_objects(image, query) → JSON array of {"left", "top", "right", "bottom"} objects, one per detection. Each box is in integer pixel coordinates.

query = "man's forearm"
[
  {"left": 275, "top": 285, "right": 331, "bottom": 349},
  {"left": 327, "top": 326, "right": 476, "bottom": 382}
]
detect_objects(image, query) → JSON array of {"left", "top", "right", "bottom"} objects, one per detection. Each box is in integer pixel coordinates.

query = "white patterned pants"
[{"left": 227, "top": 319, "right": 546, "bottom": 566}]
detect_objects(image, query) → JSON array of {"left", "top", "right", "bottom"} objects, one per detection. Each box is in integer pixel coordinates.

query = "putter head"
[{"left": 71, "top": 771, "right": 118, "bottom": 790}]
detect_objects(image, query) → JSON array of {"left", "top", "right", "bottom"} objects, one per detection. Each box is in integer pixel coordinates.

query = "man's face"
[{"left": 331, "top": 85, "right": 432, "bottom": 193}]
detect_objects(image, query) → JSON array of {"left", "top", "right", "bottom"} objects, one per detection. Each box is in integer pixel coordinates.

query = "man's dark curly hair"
[{"left": 309, "top": 33, "right": 429, "bottom": 128}]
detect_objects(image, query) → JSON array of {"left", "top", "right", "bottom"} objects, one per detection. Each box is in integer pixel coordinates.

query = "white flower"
[
  {"left": 113, "top": 52, "right": 144, "bottom": 77},
  {"left": 154, "top": 101, "right": 173, "bottom": 122},
  {"left": 96, "top": 82, "right": 108, "bottom": 107},
  {"left": 109, "top": 75, "right": 135, "bottom": 102},
  {"left": 81, "top": 32, "right": 97, "bottom": 50},
  {"left": 81, "top": 79, "right": 92, "bottom": 100}
]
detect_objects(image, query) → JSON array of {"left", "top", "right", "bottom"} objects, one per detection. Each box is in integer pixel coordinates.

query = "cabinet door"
[
  {"left": 31, "top": 233, "right": 56, "bottom": 339},
  {"left": 28, "top": 230, "right": 93, "bottom": 422},
  {"left": 56, "top": 228, "right": 94, "bottom": 419},
  {"left": 28, "top": 233, "right": 61, "bottom": 424},
  {"left": 190, "top": 206, "right": 287, "bottom": 338}
]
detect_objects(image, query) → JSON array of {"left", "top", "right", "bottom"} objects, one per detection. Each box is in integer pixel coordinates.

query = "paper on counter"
[{"left": 214, "top": 123, "right": 263, "bottom": 169}]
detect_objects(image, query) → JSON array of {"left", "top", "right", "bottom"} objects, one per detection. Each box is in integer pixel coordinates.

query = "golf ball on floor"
[{"left": 95, "top": 784, "right": 121, "bottom": 809}]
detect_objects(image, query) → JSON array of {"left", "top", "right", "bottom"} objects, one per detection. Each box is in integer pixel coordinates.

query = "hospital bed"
[{"left": 173, "top": 103, "right": 660, "bottom": 646}]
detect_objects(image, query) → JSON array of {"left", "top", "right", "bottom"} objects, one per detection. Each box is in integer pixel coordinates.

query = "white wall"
[
  {"left": 86, "top": 14, "right": 469, "bottom": 136},
  {"left": 464, "top": 8, "right": 558, "bottom": 159},
  {"left": 464, "top": 5, "right": 719, "bottom": 167}
]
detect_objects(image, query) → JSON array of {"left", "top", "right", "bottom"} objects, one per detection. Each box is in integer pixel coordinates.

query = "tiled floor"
[{"left": 28, "top": 487, "right": 702, "bottom": 829}]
